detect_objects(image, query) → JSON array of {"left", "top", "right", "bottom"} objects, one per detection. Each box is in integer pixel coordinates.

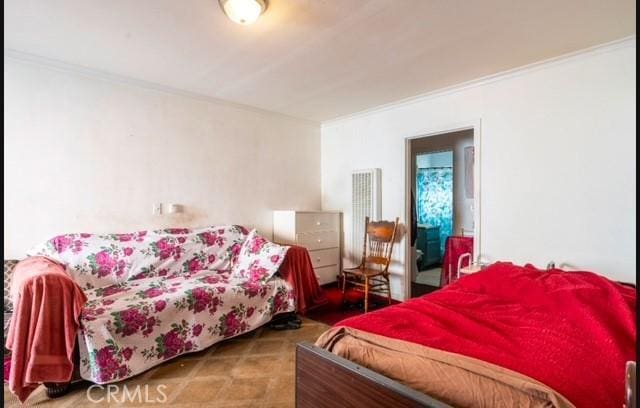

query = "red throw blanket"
[
  {"left": 440, "top": 235, "right": 473, "bottom": 286},
  {"left": 337, "top": 262, "right": 636, "bottom": 408},
  {"left": 278, "top": 246, "right": 328, "bottom": 314},
  {"left": 5, "top": 257, "right": 87, "bottom": 402}
]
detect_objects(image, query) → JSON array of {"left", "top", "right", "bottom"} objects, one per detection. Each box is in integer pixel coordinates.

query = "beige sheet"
[{"left": 316, "top": 327, "right": 574, "bottom": 408}]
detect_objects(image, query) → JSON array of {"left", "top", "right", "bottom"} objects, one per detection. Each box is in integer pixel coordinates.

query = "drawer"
[
  {"left": 296, "top": 231, "right": 339, "bottom": 251},
  {"left": 296, "top": 212, "right": 339, "bottom": 233},
  {"left": 426, "top": 226, "right": 440, "bottom": 240},
  {"left": 314, "top": 264, "right": 339, "bottom": 286},
  {"left": 425, "top": 240, "right": 441, "bottom": 260},
  {"left": 308, "top": 248, "right": 340, "bottom": 269}
]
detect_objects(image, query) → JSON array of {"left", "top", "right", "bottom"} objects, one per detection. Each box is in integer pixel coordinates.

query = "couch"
[
  {"left": 8, "top": 225, "right": 299, "bottom": 386},
  {"left": 4, "top": 259, "right": 18, "bottom": 356}
]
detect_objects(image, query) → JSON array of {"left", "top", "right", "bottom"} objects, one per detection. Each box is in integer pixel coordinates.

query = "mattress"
[{"left": 316, "top": 326, "right": 573, "bottom": 408}]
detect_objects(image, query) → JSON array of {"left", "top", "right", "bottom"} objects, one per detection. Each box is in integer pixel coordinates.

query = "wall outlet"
[{"left": 153, "top": 203, "right": 163, "bottom": 215}]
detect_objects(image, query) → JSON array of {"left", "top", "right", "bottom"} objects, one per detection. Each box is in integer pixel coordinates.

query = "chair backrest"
[{"left": 360, "top": 216, "right": 399, "bottom": 273}]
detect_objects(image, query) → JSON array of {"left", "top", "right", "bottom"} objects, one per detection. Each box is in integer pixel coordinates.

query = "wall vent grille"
[{"left": 350, "top": 169, "right": 381, "bottom": 264}]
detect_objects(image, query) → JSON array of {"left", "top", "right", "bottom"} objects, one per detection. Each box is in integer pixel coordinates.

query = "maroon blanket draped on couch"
[
  {"left": 6, "top": 257, "right": 87, "bottom": 402},
  {"left": 278, "top": 245, "right": 328, "bottom": 314}
]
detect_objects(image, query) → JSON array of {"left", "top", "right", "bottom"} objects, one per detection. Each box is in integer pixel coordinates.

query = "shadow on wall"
[
  {"left": 68, "top": 205, "right": 212, "bottom": 234},
  {"left": 395, "top": 222, "right": 407, "bottom": 244}
]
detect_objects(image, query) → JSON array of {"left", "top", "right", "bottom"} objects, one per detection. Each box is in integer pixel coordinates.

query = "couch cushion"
[
  {"left": 77, "top": 269, "right": 295, "bottom": 383},
  {"left": 27, "top": 226, "right": 250, "bottom": 290},
  {"left": 231, "top": 229, "right": 289, "bottom": 283}
]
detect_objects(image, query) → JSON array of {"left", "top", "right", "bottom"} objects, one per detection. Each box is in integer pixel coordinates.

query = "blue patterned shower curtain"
[{"left": 417, "top": 167, "right": 453, "bottom": 256}]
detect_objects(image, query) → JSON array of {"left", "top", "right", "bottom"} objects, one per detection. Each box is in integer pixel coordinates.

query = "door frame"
[{"left": 404, "top": 119, "right": 482, "bottom": 299}]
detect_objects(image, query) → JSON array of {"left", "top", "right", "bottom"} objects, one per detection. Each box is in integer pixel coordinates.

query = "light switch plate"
[
  {"left": 153, "top": 203, "right": 163, "bottom": 215},
  {"left": 166, "top": 203, "right": 183, "bottom": 214}
]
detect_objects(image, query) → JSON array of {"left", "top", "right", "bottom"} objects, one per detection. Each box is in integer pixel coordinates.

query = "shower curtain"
[{"left": 417, "top": 167, "right": 453, "bottom": 256}]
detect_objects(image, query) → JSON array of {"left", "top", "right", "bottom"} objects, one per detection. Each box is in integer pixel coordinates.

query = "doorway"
[
  {"left": 407, "top": 128, "right": 477, "bottom": 298},
  {"left": 414, "top": 150, "right": 453, "bottom": 287}
]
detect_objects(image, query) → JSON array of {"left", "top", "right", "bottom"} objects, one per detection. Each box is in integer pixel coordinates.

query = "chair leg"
[
  {"left": 364, "top": 277, "right": 369, "bottom": 313},
  {"left": 386, "top": 275, "right": 391, "bottom": 305},
  {"left": 341, "top": 273, "right": 347, "bottom": 294}
]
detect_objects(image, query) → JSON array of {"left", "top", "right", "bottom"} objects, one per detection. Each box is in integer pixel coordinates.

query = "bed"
[{"left": 297, "top": 262, "right": 637, "bottom": 407}]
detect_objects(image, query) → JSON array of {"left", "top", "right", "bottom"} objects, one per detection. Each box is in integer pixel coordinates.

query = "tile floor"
[{"left": 3, "top": 318, "right": 329, "bottom": 407}]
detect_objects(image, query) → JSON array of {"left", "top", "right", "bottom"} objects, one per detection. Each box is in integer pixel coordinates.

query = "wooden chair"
[{"left": 341, "top": 216, "right": 399, "bottom": 313}]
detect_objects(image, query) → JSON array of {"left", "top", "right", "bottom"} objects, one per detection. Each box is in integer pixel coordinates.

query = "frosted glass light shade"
[{"left": 219, "top": 0, "right": 267, "bottom": 25}]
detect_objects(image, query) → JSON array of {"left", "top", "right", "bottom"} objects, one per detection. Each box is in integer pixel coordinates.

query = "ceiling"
[{"left": 4, "top": 0, "right": 636, "bottom": 122}]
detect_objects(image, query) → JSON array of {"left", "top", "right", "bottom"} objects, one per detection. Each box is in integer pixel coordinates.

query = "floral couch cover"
[{"left": 27, "top": 225, "right": 295, "bottom": 384}]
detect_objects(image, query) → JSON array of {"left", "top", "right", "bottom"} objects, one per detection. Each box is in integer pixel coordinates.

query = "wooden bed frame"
[
  {"left": 295, "top": 342, "right": 452, "bottom": 408},
  {"left": 296, "top": 342, "right": 637, "bottom": 408}
]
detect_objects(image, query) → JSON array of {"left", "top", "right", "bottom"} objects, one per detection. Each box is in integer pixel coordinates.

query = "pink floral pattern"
[
  {"left": 213, "top": 305, "right": 251, "bottom": 337},
  {"left": 78, "top": 269, "right": 294, "bottom": 383},
  {"left": 111, "top": 305, "right": 161, "bottom": 337},
  {"left": 141, "top": 320, "right": 203, "bottom": 360},
  {"left": 28, "top": 226, "right": 250, "bottom": 290},
  {"left": 33, "top": 226, "right": 296, "bottom": 384},
  {"left": 81, "top": 339, "right": 135, "bottom": 383},
  {"left": 231, "top": 229, "right": 289, "bottom": 283}
]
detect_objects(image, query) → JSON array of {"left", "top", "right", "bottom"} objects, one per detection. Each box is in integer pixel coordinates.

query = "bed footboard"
[
  {"left": 625, "top": 361, "right": 636, "bottom": 408},
  {"left": 295, "top": 342, "right": 451, "bottom": 408}
]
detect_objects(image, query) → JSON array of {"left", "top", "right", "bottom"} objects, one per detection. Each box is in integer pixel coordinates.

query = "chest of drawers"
[
  {"left": 417, "top": 225, "right": 441, "bottom": 269},
  {"left": 273, "top": 210, "right": 342, "bottom": 285}
]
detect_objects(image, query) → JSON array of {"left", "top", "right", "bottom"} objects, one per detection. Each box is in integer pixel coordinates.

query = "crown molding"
[
  {"left": 322, "top": 35, "right": 636, "bottom": 127},
  {"left": 4, "top": 35, "right": 635, "bottom": 127},
  {"left": 3, "top": 48, "right": 319, "bottom": 126}
]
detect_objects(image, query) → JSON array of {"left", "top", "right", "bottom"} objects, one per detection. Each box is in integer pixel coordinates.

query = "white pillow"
[{"left": 231, "top": 229, "right": 289, "bottom": 282}]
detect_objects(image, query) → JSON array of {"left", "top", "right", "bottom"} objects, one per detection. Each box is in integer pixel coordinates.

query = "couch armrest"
[
  {"left": 4, "top": 260, "right": 19, "bottom": 311},
  {"left": 4, "top": 260, "right": 19, "bottom": 354}
]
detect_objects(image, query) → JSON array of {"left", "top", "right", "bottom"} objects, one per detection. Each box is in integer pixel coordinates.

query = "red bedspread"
[
  {"left": 278, "top": 246, "right": 328, "bottom": 314},
  {"left": 337, "top": 262, "right": 637, "bottom": 408}
]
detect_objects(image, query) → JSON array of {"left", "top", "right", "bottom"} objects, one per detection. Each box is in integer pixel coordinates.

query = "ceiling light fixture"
[{"left": 218, "top": 0, "right": 267, "bottom": 25}]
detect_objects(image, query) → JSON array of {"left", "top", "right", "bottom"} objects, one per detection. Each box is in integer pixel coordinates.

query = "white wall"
[
  {"left": 4, "top": 57, "right": 321, "bottom": 258},
  {"left": 321, "top": 39, "right": 636, "bottom": 298}
]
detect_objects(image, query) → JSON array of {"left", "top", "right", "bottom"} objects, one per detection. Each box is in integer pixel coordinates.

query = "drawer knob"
[
  {"left": 316, "top": 258, "right": 321, "bottom": 262},
  {"left": 316, "top": 221, "right": 322, "bottom": 226},
  {"left": 317, "top": 239, "right": 322, "bottom": 243}
]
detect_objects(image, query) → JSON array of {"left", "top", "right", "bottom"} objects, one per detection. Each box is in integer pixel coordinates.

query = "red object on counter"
[{"left": 440, "top": 236, "right": 473, "bottom": 286}]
